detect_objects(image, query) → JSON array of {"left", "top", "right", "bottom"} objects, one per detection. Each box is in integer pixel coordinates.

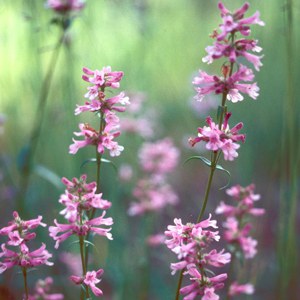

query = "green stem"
[
  {"left": 79, "top": 235, "right": 90, "bottom": 299},
  {"left": 17, "top": 29, "right": 66, "bottom": 215},
  {"left": 22, "top": 267, "right": 29, "bottom": 300},
  {"left": 85, "top": 112, "right": 105, "bottom": 268},
  {"left": 197, "top": 152, "right": 218, "bottom": 223},
  {"left": 175, "top": 270, "right": 184, "bottom": 300}
]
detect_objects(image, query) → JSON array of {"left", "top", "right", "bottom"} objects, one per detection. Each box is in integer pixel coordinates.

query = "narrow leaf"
[
  {"left": 80, "top": 158, "right": 117, "bottom": 172},
  {"left": 184, "top": 156, "right": 231, "bottom": 190},
  {"left": 34, "top": 165, "right": 63, "bottom": 189}
]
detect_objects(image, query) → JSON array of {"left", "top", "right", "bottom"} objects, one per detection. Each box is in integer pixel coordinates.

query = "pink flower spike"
[{"left": 229, "top": 282, "right": 254, "bottom": 296}]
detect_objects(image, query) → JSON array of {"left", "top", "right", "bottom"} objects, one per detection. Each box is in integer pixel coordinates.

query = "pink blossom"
[
  {"left": 49, "top": 212, "right": 113, "bottom": 249},
  {"left": 69, "top": 123, "right": 123, "bottom": 157},
  {"left": 202, "top": 249, "right": 231, "bottom": 267},
  {"left": 29, "top": 277, "right": 64, "bottom": 300},
  {"left": 46, "top": 0, "right": 85, "bottom": 14},
  {"left": 217, "top": 2, "right": 265, "bottom": 42},
  {"left": 222, "top": 217, "right": 258, "bottom": 259},
  {"left": 118, "top": 164, "right": 133, "bottom": 182},
  {"left": 229, "top": 281, "right": 254, "bottom": 296},
  {"left": 0, "top": 212, "right": 46, "bottom": 236},
  {"left": 138, "top": 138, "right": 180, "bottom": 174},
  {"left": 59, "top": 175, "right": 111, "bottom": 222},
  {"left": 189, "top": 113, "right": 245, "bottom": 161},
  {"left": 82, "top": 66, "right": 123, "bottom": 89},
  {"left": 165, "top": 215, "right": 228, "bottom": 274},
  {"left": 0, "top": 243, "right": 53, "bottom": 273},
  {"left": 70, "top": 269, "right": 104, "bottom": 297},
  {"left": 202, "top": 39, "right": 263, "bottom": 71},
  {"left": 128, "top": 177, "right": 178, "bottom": 216},
  {"left": 120, "top": 117, "right": 154, "bottom": 138},
  {"left": 193, "top": 65, "right": 259, "bottom": 102},
  {"left": 147, "top": 234, "right": 166, "bottom": 247},
  {"left": 180, "top": 267, "right": 227, "bottom": 300}
]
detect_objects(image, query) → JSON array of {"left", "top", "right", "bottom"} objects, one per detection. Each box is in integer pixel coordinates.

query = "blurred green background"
[{"left": 0, "top": 0, "right": 299, "bottom": 299}]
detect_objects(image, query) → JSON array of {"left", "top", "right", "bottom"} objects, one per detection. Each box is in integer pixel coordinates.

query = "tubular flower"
[{"left": 189, "top": 112, "right": 245, "bottom": 161}]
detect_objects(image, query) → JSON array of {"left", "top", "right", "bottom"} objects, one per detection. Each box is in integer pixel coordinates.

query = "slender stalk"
[
  {"left": 79, "top": 235, "right": 91, "bottom": 299},
  {"left": 85, "top": 112, "right": 105, "bottom": 267},
  {"left": 279, "top": 0, "right": 298, "bottom": 297},
  {"left": 22, "top": 267, "right": 29, "bottom": 300},
  {"left": 175, "top": 270, "right": 184, "bottom": 300},
  {"left": 17, "top": 29, "right": 66, "bottom": 215},
  {"left": 225, "top": 253, "right": 236, "bottom": 300}
]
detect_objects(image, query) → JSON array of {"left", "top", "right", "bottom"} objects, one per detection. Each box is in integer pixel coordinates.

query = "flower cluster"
[
  {"left": 165, "top": 215, "right": 231, "bottom": 299},
  {"left": 70, "top": 66, "right": 129, "bottom": 157},
  {"left": 194, "top": 2, "right": 264, "bottom": 103},
  {"left": 0, "top": 212, "right": 52, "bottom": 273},
  {"left": 49, "top": 175, "right": 112, "bottom": 297},
  {"left": 49, "top": 175, "right": 113, "bottom": 249},
  {"left": 128, "top": 138, "right": 180, "bottom": 216},
  {"left": 216, "top": 184, "right": 265, "bottom": 297},
  {"left": 29, "top": 277, "right": 63, "bottom": 300},
  {"left": 189, "top": 112, "right": 245, "bottom": 161}
]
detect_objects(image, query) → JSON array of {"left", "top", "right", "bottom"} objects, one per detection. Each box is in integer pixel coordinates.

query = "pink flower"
[
  {"left": 180, "top": 267, "right": 227, "bottom": 300},
  {"left": 82, "top": 66, "right": 123, "bottom": 89},
  {"left": 138, "top": 138, "right": 180, "bottom": 174},
  {"left": 189, "top": 113, "right": 245, "bottom": 161},
  {"left": 69, "top": 122, "right": 123, "bottom": 157},
  {"left": 49, "top": 212, "right": 113, "bottom": 249},
  {"left": 202, "top": 249, "right": 231, "bottom": 267},
  {"left": 147, "top": 234, "right": 166, "bottom": 247},
  {"left": 118, "top": 164, "right": 133, "bottom": 182},
  {"left": 59, "top": 175, "right": 111, "bottom": 222},
  {"left": 193, "top": 65, "right": 259, "bottom": 102},
  {"left": 0, "top": 243, "right": 53, "bottom": 273},
  {"left": 70, "top": 269, "right": 104, "bottom": 297},
  {"left": 202, "top": 39, "right": 263, "bottom": 71},
  {"left": 128, "top": 177, "right": 178, "bottom": 216},
  {"left": 229, "top": 281, "right": 254, "bottom": 296},
  {"left": 29, "top": 277, "right": 64, "bottom": 300},
  {"left": 46, "top": 0, "right": 85, "bottom": 14},
  {"left": 217, "top": 2, "right": 265, "bottom": 42},
  {"left": 0, "top": 212, "right": 46, "bottom": 236}
]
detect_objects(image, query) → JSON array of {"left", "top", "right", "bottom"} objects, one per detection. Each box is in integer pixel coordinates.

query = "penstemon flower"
[
  {"left": 0, "top": 212, "right": 52, "bottom": 299},
  {"left": 49, "top": 176, "right": 113, "bottom": 250},
  {"left": 69, "top": 66, "right": 129, "bottom": 157},
  {"left": 28, "top": 277, "right": 64, "bottom": 300},
  {"left": 166, "top": 2, "right": 264, "bottom": 299},
  {"left": 189, "top": 112, "right": 245, "bottom": 161},
  {"left": 52, "top": 65, "right": 128, "bottom": 298},
  {"left": 46, "top": 0, "right": 85, "bottom": 14},
  {"left": 216, "top": 184, "right": 265, "bottom": 297},
  {"left": 70, "top": 268, "right": 104, "bottom": 297},
  {"left": 0, "top": 212, "right": 52, "bottom": 274},
  {"left": 128, "top": 138, "right": 179, "bottom": 216},
  {"left": 165, "top": 215, "right": 231, "bottom": 299},
  {"left": 193, "top": 65, "right": 259, "bottom": 103}
]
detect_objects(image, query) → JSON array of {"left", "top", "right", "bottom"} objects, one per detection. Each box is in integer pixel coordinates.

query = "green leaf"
[
  {"left": 84, "top": 240, "right": 95, "bottom": 248},
  {"left": 184, "top": 155, "right": 211, "bottom": 167},
  {"left": 34, "top": 165, "right": 63, "bottom": 189},
  {"left": 184, "top": 155, "right": 231, "bottom": 190},
  {"left": 80, "top": 158, "right": 117, "bottom": 172}
]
